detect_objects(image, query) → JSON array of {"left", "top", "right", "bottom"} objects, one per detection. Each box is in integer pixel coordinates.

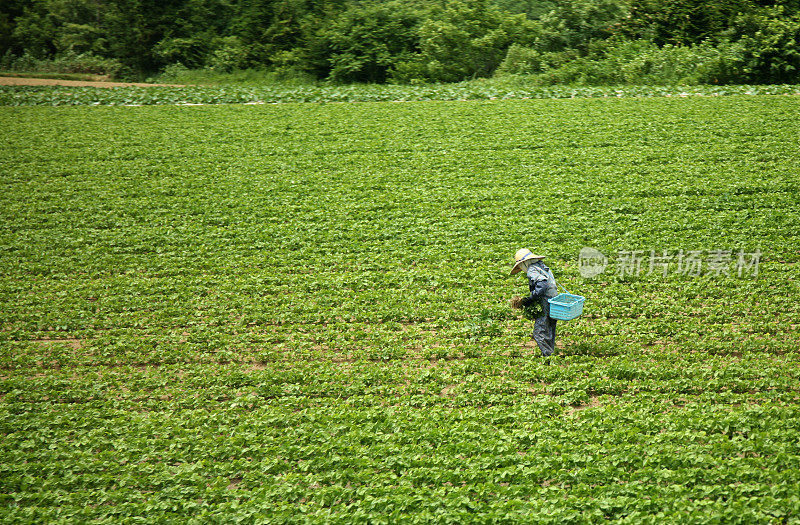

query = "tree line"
[{"left": 1, "top": 0, "right": 799, "bottom": 84}]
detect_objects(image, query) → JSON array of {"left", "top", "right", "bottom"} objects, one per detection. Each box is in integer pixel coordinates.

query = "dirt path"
[{"left": 0, "top": 76, "right": 183, "bottom": 88}]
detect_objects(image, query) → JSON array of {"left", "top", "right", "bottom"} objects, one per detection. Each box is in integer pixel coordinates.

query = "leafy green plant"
[
  {"left": 1, "top": 50, "right": 127, "bottom": 78},
  {"left": 1, "top": 94, "right": 799, "bottom": 523},
  {"left": 1, "top": 82, "right": 798, "bottom": 107}
]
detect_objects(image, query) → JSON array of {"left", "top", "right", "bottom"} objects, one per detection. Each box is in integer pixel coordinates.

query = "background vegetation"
[{"left": 1, "top": 0, "right": 799, "bottom": 84}]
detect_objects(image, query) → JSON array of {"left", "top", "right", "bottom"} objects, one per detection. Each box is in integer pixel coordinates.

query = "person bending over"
[{"left": 510, "top": 248, "right": 559, "bottom": 357}]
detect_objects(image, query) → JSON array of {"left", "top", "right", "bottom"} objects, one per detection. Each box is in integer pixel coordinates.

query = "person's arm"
[{"left": 520, "top": 277, "right": 549, "bottom": 306}]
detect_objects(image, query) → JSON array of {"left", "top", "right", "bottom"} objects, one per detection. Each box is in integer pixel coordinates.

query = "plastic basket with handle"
[{"left": 548, "top": 283, "right": 585, "bottom": 321}]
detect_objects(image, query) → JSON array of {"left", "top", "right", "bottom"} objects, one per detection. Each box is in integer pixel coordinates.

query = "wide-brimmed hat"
[{"left": 510, "top": 248, "right": 545, "bottom": 275}]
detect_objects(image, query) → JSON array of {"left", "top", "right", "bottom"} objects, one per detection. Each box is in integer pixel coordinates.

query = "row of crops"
[
  {"left": 1, "top": 82, "right": 800, "bottom": 106},
  {"left": 2, "top": 95, "right": 799, "bottom": 522}
]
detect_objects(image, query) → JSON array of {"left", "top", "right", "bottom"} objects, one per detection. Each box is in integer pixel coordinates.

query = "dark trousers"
[{"left": 533, "top": 300, "right": 557, "bottom": 356}]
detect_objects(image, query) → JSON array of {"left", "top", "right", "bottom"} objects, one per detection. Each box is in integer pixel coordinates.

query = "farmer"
[{"left": 510, "top": 249, "right": 559, "bottom": 357}]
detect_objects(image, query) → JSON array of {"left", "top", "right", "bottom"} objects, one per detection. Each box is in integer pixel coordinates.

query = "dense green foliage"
[
  {"left": 2, "top": 0, "right": 800, "bottom": 84},
  {"left": 2, "top": 96, "right": 800, "bottom": 522},
  {"left": 2, "top": 81, "right": 799, "bottom": 106}
]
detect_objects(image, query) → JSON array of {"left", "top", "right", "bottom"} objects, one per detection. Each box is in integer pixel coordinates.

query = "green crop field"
[{"left": 2, "top": 95, "right": 800, "bottom": 523}]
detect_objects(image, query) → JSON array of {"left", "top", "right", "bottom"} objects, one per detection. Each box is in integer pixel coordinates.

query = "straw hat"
[{"left": 510, "top": 248, "right": 545, "bottom": 275}]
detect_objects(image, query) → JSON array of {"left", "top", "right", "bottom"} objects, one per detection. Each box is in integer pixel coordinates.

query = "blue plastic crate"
[{"left": 548, "top": 289, "right": 585, "bottom": 321}]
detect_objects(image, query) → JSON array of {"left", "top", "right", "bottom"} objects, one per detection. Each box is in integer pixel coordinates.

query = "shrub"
[
  {"left": 496, "top": 45, "right": 581, "bottom": 76},
  {"left": 535, "top": 0, "right": 630, "bottom": 53},
  {"left": 153, "top": 37, "right": 209, "bottom": 70},
  {"left": 2, "top": 50, "right": 126, "bottom": 78},
  {"left": 315, "top": 1, "right": 422, "bottom": 83},
  {"left": 147, "top": 63, "right": 317, "bottom": 86},
  {"left": 389, "top": 0, "right": 536, "bottom": 83},
  {"left": 496, "top": 38, "right": 748, "bottom": 85},
  {"left": 495, "top": 44, "right": 544, "bottom": 75},
  {"left": 603, "top": 39, "right": 747, "bottom": 84},
  {"left": 155, "top": 62, "right": 191, "bottom": 82},
  {"left": 725, "top": 6, "right": 800, "bottom": 84},
  {"left": 208, "top": 36, "right": 252, "bottom": 72},
  {"left": 0, "top": 50, "right": 13, "bottom": 70}
]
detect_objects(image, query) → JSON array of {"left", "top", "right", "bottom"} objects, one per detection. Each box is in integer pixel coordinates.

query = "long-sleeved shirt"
[{"left": 520, "top": 261, "right": 558, "bottom": 307}]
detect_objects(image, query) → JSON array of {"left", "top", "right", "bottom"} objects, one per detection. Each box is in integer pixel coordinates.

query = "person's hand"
[{"left": 510, "top": 296, "right": 524, "bottom": 309}]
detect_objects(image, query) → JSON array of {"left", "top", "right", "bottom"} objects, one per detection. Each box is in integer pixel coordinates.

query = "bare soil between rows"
[{"left": 0, "top": 76, "right": 183, "bottom": 88}]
